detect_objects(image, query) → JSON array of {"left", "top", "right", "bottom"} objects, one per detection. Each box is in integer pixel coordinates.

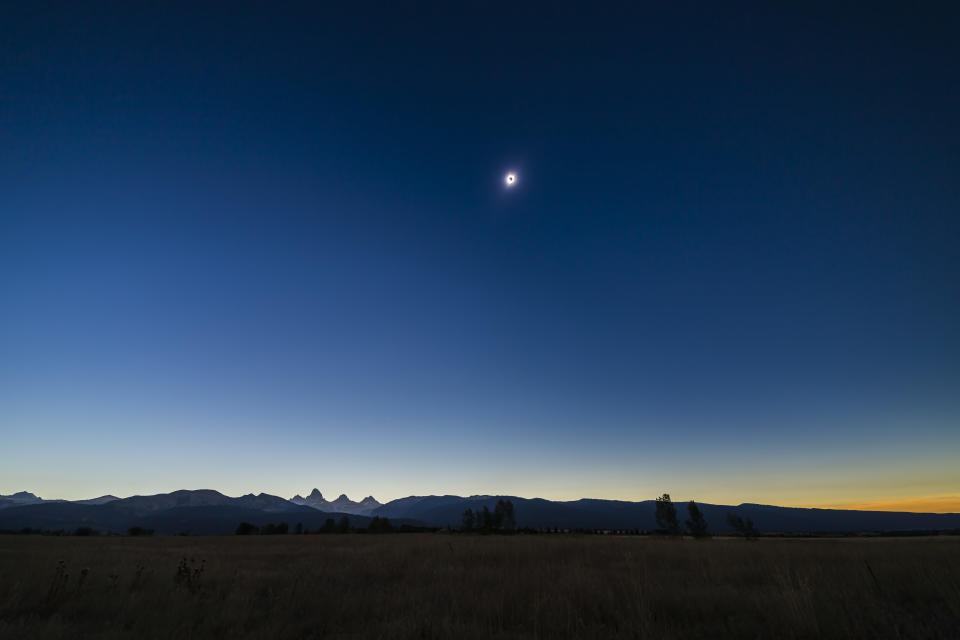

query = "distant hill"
[
  {"left": 0, "top": 492, "right": 46, "bottom": 507},
  {"left": 113, "top": 489, "right": 303, "bottom": 515},
  {"left": 1, "top": 492, "right": 117, "bottom": 509},
  {"left": 290, "top": 489, "right": 382, "bottom": 515}
]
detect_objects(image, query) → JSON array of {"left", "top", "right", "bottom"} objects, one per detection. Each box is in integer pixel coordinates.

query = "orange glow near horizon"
[{"left": 809, "top": 495, "right": 960, "bottom": 514}]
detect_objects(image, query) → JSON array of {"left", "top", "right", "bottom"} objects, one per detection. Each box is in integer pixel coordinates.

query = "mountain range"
[
  {"left": 1, "top": 490, "right": 958, "bottom": 535},
  {"left": 0, "top": 490, "right": 379, "bottom": 535}
]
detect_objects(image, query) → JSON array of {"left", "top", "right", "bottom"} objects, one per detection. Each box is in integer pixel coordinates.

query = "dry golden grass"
[{"left": 1, "top": 534, "right": 958, "bottom": 639}]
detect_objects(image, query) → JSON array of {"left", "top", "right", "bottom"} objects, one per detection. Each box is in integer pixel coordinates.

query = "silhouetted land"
[{"left": 1, "top": 534, "right": 957, "bottom": 638}]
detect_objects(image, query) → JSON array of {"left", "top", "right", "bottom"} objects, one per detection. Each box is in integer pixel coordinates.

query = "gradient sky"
[{"left": 2, "top": 2, "right": 958, "bottom": 511}]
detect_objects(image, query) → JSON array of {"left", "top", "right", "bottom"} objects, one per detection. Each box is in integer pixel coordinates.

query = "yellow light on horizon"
[{"left": 812, "top": 495, "right": 960, "bottom": 513}]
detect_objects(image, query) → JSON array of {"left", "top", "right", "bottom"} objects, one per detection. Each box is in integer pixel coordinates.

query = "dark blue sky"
[{"left": 2, "top": 2, "right": 958, "bottom": 508}]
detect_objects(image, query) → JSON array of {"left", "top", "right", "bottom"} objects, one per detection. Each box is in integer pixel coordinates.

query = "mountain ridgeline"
[
  {"left": 0, "top": 490, "right": 381, "bottom": 536},
  {"left": 0, "top": 490, "right": 957, "bottom": 536},
  {"left": 371, "top": 495, "right": 960, "bottom": 534}
]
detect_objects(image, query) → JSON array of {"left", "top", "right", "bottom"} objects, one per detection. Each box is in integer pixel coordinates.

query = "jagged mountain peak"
[
  {"left": 2, "top": 491, "right": 42, "bottom": 502},
  {"left": 286, "top": 490, "right": 381, "bottom": 515}
]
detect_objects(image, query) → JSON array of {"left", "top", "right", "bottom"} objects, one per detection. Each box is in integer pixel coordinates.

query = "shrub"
[
  {"left": 235, "top": 522, "right": 260, "bottom": 535},
  {"left": 368, "top": 516, "right": 393, "bottom": 533},
  {"left": 727, "top": 513, "right": 759, "bottom": 540}
]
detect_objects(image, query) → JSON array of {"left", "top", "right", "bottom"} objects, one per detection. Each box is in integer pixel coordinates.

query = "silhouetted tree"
[
  {"left": 462, "top": 508, "right": 475, "bottom": 531},
  {"left": 505, "top": 501, "right": 516, "bottom": 530},
  {"left": 295, "top": 522, "right": 303, "bottom": 535},
  {"left": 236, "top": 522, "right": 259, "bottom": 535},
  {"left": 726, "top": 513, "right": 759, "bottom": 540},
  {"left": 655, "top": 493, "right": 680, "bottom": 535},
  {"left": 336, "top": 515, "right": 350, "bottom": 533},
  {"left": 685, "top": 501, "right": 710, "bottom": 538},
  {"left": 321, "top": 518, "right": 337, "bottom": 533},
  {"left": 480, "top": 506, "right": 493, "bottom": 532},
  {"left": 494, "top": 499, "right": 516, "bottom": 531}
]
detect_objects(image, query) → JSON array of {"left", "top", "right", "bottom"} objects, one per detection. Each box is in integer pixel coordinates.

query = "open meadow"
[{"left": 1, "top": 534, "right": 958, "bottom": 639}]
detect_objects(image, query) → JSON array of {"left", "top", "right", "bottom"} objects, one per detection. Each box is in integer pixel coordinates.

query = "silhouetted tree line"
[
  {"left": 127, "top": 526, "right": 154, "bottom": 536},
  {"left": 320, "top": 516, "right": 350, "bottom": 533},
  {"left": 461, "top": 500, "right": 517, "bottom": 533},
  {"left": 367, "top": 516, "right": 394, "bottom": 533},
  {"left": 235, "top": 515, "right": 406, "bottom": 535},
  {"left": 235, "top": 522, "right": 289, "bottom": 535}
]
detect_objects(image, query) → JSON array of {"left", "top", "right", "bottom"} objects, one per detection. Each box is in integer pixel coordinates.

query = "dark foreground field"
[{"left": 1, "top": 534, "right": 958, "bottom": 639}]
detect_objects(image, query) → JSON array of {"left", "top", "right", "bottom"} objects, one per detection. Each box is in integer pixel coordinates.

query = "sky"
[{"left": 1, "top": 2, "right": 958, "bottom": 511}]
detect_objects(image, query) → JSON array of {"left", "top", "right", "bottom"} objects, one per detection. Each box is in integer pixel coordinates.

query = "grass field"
[{"left": 1, "top": 534, "right": 958, "bottom": 639}]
